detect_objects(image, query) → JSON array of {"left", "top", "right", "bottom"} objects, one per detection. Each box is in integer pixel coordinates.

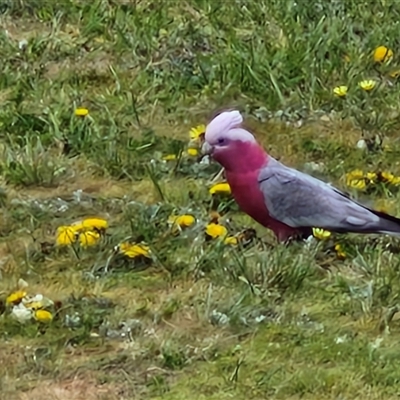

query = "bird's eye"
[{"left": 217, "top": 137, "right": 225, "bottom": 145}]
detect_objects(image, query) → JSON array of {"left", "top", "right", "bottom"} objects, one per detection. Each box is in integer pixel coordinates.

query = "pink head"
[{"left": 203, "top": 110, "right": 268, "bottom": 172}]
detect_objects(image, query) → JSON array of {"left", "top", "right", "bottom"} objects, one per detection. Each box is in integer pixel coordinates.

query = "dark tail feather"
[
  {"left": 332, "top": 208, "right": 400, "bottom": 236},
  {"left": 369, "top": 208, "right": 400, "bottom": 236}
]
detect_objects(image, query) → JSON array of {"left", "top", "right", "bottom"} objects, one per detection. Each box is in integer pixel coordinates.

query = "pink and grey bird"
[{"left": 202, "top": 110, "right": 400, "bottom": 242}]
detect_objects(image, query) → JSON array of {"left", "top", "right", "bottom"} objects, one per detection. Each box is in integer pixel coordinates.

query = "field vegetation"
[{"left": 2, "top": 1, "right": 400, "bottom": 399}]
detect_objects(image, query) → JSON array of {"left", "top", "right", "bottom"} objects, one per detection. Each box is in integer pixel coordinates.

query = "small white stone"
[
  {"left": 356, "top": 139, "right": 367, "bottom": 149},
  {"left": 305, "top": 235, "right": 317, "bottom": 245},
  {"left": 18, "top": 278, "right": 29, "bottom": 289},
  {"left": 210, "top": 309, "right": 229, "bottom": 326},
  {"left": 200, "top": 155, "right": 210, "bottom": 165},
  {"left": 293, "top": 119, "right": 303, "bottom": 128},
  {"left": 320, "top": 114, "right": 331, "bottom": 122},
  {"left": 29, "top": 294, "right": 43, "bottom": 302},
  {"left": 255, "top": 315, "right": 267, "bottom": 323},
  {"left": 73, "top": 189, "right": 83, "bottom": 202},
  {"left": 12, "top": 304, "right": 33, "bottom": 323},
  {"left": 335, "top": 336, "right": 347, "bottom": 344},
  {"left": 18, "top": 39, "right": 28, "bottom": 50},
  {"left": 370, "top": 337, "right": 383, "bottom": 350},
  {"left": 304, "top": 162, "right": 324, "bottom": 173}
]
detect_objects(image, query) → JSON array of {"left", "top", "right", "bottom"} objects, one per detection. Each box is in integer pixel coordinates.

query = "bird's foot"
[
  {"left": 283, "top": 236, "right": 303, "bottom": 246},
  {"left": 281, "top": 229, "right": 312, "bottom": 246}
]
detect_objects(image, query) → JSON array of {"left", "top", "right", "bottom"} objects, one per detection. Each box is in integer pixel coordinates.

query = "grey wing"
[{"left": 258, "top": 159, "right": 381, "bottom": 231}]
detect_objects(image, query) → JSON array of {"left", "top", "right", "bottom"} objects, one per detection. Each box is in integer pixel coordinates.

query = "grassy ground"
[{"left": 3, "top": 1, "right": 400, "bottom": 399}]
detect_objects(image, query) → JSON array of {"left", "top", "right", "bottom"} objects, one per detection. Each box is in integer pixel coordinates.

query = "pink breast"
[
  {"left": 226, "top": 170, "right": 300, "bottom": 241},
  {"left": 226, "top": 170, "right": 272, "bottom": 228}
]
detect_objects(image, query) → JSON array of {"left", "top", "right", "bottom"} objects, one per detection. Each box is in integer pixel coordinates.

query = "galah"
[{"left": 202, "top": 110, "right": 400, "bottom": 242}]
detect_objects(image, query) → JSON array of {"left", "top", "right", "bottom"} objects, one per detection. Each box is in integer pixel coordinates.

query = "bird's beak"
[{"left": 201, "top": 141, "right": 214, "bottom": 155}]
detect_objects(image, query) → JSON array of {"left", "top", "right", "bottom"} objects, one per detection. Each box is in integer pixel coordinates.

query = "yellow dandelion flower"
[
  {"left": 74, "top": 107, "right": 89, "bottom": 117},
  {"left": 335, "top": 244, "right": 346, "bottom": 260},
  {"left": 119, "top": 243, "right": 151, "bottom": 259},
  {"left": 189, "top": 124, "right": 206, "bottom": 140},
  {"left": 176, "top": 215, "right": 196, "bottom": 228},
  {"left": 349, "top": 179, "right": 366, "bottom": 190},
  {"left": 345, "top": 170, "right": 366, "bottom": 190},
  {"left": 381, "top": 171, "right": 395, "bottom": 183},
  {"left": 391, "top": 176, "right": 400, "bottom": 186},
  {"left": 373, "top": 46, "right": 393, "bottom": 63},
  {"left": 209, "top": 182, "right": 231, "bottom": 195},
  {"left": 187, "top": 148, "right": 199, "bottom": 157},
  {"left": 162, "top": 154, "right": 177, "bottom": 161},
  {"left": 168, "top": 214, "right": 196, "bottom": 229},
  {"left": 6, "top": 290, "right": 27, "bottom": 305},
  {"left": 346, "top": 169, "right": 364, "bottom": 179},
  {"left": 79, "top": 231, "right": 100, "bottom": 247},
  {"left": 366, "top": 172, "right": 377, "bottom": 182},
  {"left": 224, "top": 236, "right": 238, "bottom": 245},
  {"left": 312, "top": 228, "right": 332, "bottom": 240},
  {"left": 359, "top": 80, "right": 376, "bottom": 91},
  {"left": 205, "top": 223, "right": 228, "bottom": 239},
  {"left": 333, "top": 86, "right": 348, "bottom": 97},
  {"left": 56, "top": 226, "right": 78, "bottom": 246},
  {"left": 34, "top": 309, "right": 53, "bottom": 323},
  {"left": 72, "top": 217, "right": 108, "bottom": 232}
]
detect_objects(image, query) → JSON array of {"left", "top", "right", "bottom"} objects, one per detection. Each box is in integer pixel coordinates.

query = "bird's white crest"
[
  {"left": 224, "top": 128, "right": 257, "bottom": 143},
  {"left": 205, "top": 110, "right": 256, "bottom": 144}
]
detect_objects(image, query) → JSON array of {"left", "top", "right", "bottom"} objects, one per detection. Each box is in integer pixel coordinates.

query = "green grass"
[{"left": 2, "top": 1, "right": 400, "bottom": 398}]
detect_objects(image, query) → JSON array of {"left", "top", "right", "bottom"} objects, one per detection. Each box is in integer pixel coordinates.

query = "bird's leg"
[
  {"left": 283, "top": 236, "right": 298, "bottom": 246},
  {"left": 282, "top": 232, "right": 308, "bottom": 246}
]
